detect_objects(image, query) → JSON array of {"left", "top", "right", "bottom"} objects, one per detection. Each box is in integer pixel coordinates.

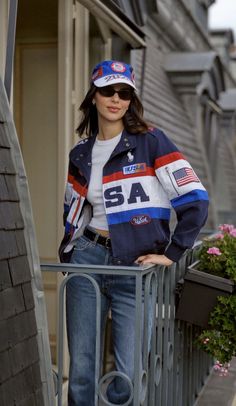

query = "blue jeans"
[{"left": 66, "top": 235, "right": 147, "bottom": 405}]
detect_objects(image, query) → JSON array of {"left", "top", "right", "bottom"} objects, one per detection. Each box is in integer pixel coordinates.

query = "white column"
[
  {"left": 57, "top": 0, "right": 74, "bottom": 378},
  {"left": 0, "top": 0, "right": 9, "bottom": 79},
  {"left": 73, "top": 1, "right": 90, "bottom": 140},
  {"left": 97, "top": 18, "right": 112, "bottom": 60}
]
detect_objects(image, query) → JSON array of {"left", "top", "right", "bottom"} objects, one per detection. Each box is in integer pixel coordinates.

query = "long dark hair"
[{"left": 76, "top": 84, "right": 149, "bottom": 137}]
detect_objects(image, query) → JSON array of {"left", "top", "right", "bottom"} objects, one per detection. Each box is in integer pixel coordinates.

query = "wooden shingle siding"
[
  {"left": 0, "top": 175, "right": 9, "bottom": 200},
  {"left": 21, "top": 282, "right": 35, "bottom": 311},
  {"left": 8, "top": 256, "right": 31, "bottom": 286},
  {"left": 0, "top": 261, "right": 12, "bottom": 291},
  {"left": 0, "top": 80, "right": 45, "bottom": 405},
  {"left": 0, "top": 201, "right": 24, "bottom": 229},
  {"left": 0, "top": 148, "right": 16, "bottom": 173},
  {"left": 0, "top": 229, "right": 20, "bottom": 260},
  {"left": 0, "top": 310, "right": 37, "bottom": 352},
  {"left": 0, "top": 124, "right": 10, "bottom": 148},
  {"left": 0, "top": 286, "right": 25, "bottom": 320},
  {"left": 0, "top": 364, "right": 43, "bottom": 406}
]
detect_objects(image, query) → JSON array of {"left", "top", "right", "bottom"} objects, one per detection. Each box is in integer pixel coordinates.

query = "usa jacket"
[{"left": 59, "top": 128, "right": 209, "bottom": 264}]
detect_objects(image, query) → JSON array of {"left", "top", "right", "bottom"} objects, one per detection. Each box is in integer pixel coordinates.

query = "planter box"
[{"left": 175, "top": 261, "right": 235, "bottom": 328}]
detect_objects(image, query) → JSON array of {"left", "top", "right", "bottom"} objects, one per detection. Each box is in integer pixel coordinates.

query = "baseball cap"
[{"left": 91, "top": 60, "right": 136, "bottom": 90}]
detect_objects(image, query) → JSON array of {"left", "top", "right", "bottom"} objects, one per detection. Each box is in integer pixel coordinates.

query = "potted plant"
[
  {"left": 176, "top": 224, "right": 236, "bottom": 371},
  {"left": 197, "top": 224, "right": 236, "bottom": 282},
  {"left": 198, "top": 294, "right": 236, "bottom": 373}
]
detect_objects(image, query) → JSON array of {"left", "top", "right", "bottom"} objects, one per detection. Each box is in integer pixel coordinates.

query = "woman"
[{"left": 59, "top": 60, "right": 209, "bottom": 405}]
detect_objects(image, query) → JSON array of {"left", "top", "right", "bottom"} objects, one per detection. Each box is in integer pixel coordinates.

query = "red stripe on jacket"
[
  {"left": 155, "top": 152, "right": 185, "bottom": 169},
  {"left": 103, "top": 167, "right": 155, "bottom": 184},
  {"left": 68, "top": 174, "right": 87, "bottom": 197}
]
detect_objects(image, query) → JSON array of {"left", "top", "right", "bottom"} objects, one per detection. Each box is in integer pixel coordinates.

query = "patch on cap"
[
  {"left": 111, "top": 62, "right": 126, "bottom": 73},
  {"left": 91, "top": 60, "right": 136, "bottom": 89},
  {"left": 92, "top": 66, "right": 103, "bottom": 81}
]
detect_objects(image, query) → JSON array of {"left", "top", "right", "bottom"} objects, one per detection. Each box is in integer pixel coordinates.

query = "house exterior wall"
[{"left": 138, "top": 0, "right": 236, "bottom": 226}]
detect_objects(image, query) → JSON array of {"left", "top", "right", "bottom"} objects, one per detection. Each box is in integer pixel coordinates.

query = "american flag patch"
[{"left": 173, "top": 167, "right": 200, "bottom": 187}]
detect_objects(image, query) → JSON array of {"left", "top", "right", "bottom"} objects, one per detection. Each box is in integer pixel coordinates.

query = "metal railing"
[{"left": 41, "top": 245, "right": 213, "bottom": 406}]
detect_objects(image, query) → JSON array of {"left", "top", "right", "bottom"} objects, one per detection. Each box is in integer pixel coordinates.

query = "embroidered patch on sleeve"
[{"left": 173, "top": 167, "right": 200, "bottom": 187}]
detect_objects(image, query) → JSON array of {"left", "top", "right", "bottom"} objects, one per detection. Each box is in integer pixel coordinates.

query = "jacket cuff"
[{"left": 164, "top": 242, "right": 186, "bottom": 262}]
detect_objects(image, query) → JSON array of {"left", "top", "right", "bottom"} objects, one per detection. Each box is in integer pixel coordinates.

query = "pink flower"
[
  {"left": 215, "top": 233, "right": 224, "bottom": 239},
  {"left": 219, "top": 224, "right": 234, "bottom": 233},
  {"left": 214, "top": 361, "right": 230, "bottom": 376},
  {"left": 214, "top": 364, "right": 221, "bottom": 371},
  {"left": 207, "top": 247, "right": 222, "bottom": 256},
  {"left": 229, "top": 229, "right": 236, "bottom": 238},
  {"left": 219, "top": 371, "right": 228, "bottom": 377}
]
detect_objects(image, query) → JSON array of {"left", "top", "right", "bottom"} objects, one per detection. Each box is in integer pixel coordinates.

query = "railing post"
[
  {"left": 56, "top": 273, "right": 102, "bottom": 406},
  {"left": 133, "top": 272, "right": 144, "bottom": 405},
  {"left": 143, "top": 271, "right": 158, "bottom": 406}
]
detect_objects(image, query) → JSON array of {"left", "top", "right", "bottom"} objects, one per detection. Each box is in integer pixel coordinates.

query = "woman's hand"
[{"left": 136, "top": 254, "right": 173, "bottom": 266}]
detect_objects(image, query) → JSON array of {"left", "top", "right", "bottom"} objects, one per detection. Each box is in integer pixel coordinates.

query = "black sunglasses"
[{"left": 97, "top": 85, "right": 134, "bottom": 100}]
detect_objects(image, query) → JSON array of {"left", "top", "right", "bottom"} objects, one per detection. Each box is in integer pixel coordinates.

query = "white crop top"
[{"left": 87, "top": 133, "right": 122, "bottom": 230}]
